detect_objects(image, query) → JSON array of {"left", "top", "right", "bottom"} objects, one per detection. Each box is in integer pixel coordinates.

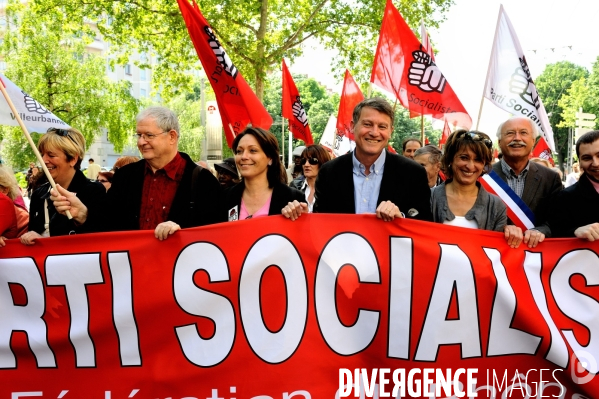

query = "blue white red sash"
[{"left": 480, "top": 171, "right": 536, "bottom": 231}]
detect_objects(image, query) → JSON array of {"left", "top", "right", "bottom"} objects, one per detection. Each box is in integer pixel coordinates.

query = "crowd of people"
[{"left": 1, "top": 98, "right": 598, "bottom": 248}]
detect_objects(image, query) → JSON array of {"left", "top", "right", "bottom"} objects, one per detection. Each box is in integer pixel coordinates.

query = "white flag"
[
  {"left": 483, "top": 5, "right": 555, "bottom": 151},
  {"left": 0, "top": 73, "right": 70, "bottom": 132},
  {"left": 319, "top": 114, "right": 353, "bottom": 158}
]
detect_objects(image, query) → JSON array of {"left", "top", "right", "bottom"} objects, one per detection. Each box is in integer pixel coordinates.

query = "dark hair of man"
[
  {"left": 301, "top": 144, "right": 331, "bottom": 167},
  {"left": 575, "top": 130, "right": 599, "bottom": 158},
  {"left": 402, "top": 137, "right": 423, "bottom": 152},
  {"left": 352, "top": 97, "right": 395, "bottom": 127},
  {"left": 232, "top": 127, "right": 287, "bottom": 187},
  {"left": 441, "top": 130, "right": 493, "bottom": 180},
  {"left": 414, "top": 144, "right": 442, "bottom": 165},
  {"left": 89, "top": 158, "right": 94, "bottom": 163}
]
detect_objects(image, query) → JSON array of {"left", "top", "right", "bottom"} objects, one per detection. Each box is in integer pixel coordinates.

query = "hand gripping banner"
[{"left": 1, "top": 215, "right": 598, "bottom": 398}]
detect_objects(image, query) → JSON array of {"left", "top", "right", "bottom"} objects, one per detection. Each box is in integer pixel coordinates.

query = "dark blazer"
[
  {"left": 548, "top": 174, "right": 599, "bottom": 238},
  {"left": 104, "top": 152, "right": 222, "bottom": 231},
  {"left": 222, "top": 181, "right": 305, "bottom": 220},
  {"left": 313, "top": 150, "right": 433, "bottom": 221},
  {"left": 29, "top": 169, "right": 105, "bottom": 236},
  {"left": 492, "top": 161, "right": 562, "bottom": 236}
]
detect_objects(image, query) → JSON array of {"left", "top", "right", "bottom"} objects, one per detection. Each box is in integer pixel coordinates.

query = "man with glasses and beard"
[
  {"left": 50, "top": 106, "right": 222, "bottom": 240},
  {"left": 492, "top": 116, "right": 562, "bottom": 247}
]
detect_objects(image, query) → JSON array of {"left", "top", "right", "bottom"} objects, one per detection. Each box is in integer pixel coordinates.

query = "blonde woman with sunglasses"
[
  {"left": 431, "top": 130, "right": 523, "bottom": 248},
  {"left": 20, "top": 127, "right": 106, "bottom": 245}
]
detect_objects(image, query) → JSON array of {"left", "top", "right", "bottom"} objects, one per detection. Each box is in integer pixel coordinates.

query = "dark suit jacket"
[
  {"left": 104, "top": 152, "right": 222, "bottom": 231},
  {"left": 492, "top": 161, "right": 562, "bottom": 236},
  {"left": 222, "top": 181, "right": 305, "bottom": 219},
  {"left": 548, "top": 174, "right": 599, "bottom": 237},
  {"left": 313, "top": 150, "right": 433, "bottom": 221}
]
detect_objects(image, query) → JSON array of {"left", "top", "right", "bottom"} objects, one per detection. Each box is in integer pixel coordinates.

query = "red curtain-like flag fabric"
[
  {"left": 531, "top": 136, "right": 555, "bottom": 165},
  {"left": 177, "top": 0, "right": 272, "bottom": 147},
  {"left": 336, "top": 70, "right": 365, "bottom": 141},
  {"left": 371, "top": 0, "right": 472, "bottom": 129},
  {"left": 439, "top": 118, "right": 451, "bottom": 147},
  {"left": 281, "top": 59, "right": 313, "bottom": 144}
]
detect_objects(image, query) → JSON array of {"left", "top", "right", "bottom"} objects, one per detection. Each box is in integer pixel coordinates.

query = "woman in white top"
[
  {"left": 290, "top": 145, "right": 331, "bottom": 212},
  {"left": 430, "top": 130, "right": 523, "bottom": 248}
]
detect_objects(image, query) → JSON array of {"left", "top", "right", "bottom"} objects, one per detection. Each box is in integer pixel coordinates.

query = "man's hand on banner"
[
  {"left": 523, "top": 229, "right": 545, "bottom": 248},
  {"left": 574, "top": 223, "right": 599, "bottom": 241},
  {"left": 503, "top": 225, "right": 523, "bottom": 248},
  {"left": 50, "top": 185, "right": 88, "bottom": 224},
  {"left": 408, "top": 51, "right": 446, "bottom": 93},
  {"left": 155, "top": 221, "right": 181, "bottom": 241},
  {"left": 509, "top": 68, "right": 540, "bottom": 109},
  {"left": 282, "top": 200, "right": 309, "bottom": 221},
  {"left": 376, "top": 200, "right": 403, "bottom": 222},
  {"left": 19, "top": 231, "right": 43, "bottom": 246},
  {"left": 292, "top": 98, "right": 309, "bottom": 126}
]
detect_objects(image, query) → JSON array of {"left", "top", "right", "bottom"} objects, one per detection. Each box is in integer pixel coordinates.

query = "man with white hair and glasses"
[
  {"left": 492, "top": 116, "right": 562, "bottom": 247},
  {"left": 50, "top": 106, "right": 222, "bottom": 240}
]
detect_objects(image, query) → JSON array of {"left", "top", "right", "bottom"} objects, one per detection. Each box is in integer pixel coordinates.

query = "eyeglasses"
[
  {"left": 458, "top": 131, "right": 493, "bottom": 149},
  {"left": 301, "top": 157, "right": 319, "bottom": 166},
  {"left": 98, "top": 179, "right": 110, "bottom": 184},
  {"left": 134, "top": 131, "right": 168, "bottom": 141},
  {"left": 47, "top": 127, "right": 77, "bottom": 144}
]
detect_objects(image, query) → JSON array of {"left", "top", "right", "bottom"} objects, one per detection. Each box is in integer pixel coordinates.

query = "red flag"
[
  {"left": 420, "top": 20, "right": 435, "bottom": 62},
  {"left": 439, "top": 119, "right": 450, "bottom": 147},
  {"left": 424, "top": 137, "right": 430, "bottom": 145},
  {"left": 370, "top": 0, "right": 471, "bottom": 129},
  {"left": 387, "top": 144, "right": 397, "bottom": 154},
  {"left": 531, "top": 136, "right": 555, "bottom": 166},
  {"left": 336, "top": 70, "right": 365, "bottom": 141},
  {"left": 177, "top": 0, "right": 272, "bottom": 148},
  {"left": 281, "top": 59, "right": 313, "bottom": 144}
]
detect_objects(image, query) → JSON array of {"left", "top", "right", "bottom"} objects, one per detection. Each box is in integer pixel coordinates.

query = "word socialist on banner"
[
  {"left": 370, "top": 0, "right": 472, "bottom": 129},
  {"left": 483, "top": 5, "right": 555, "bottom": 151},
  {"left": 177, "top": 0, "right": 272, "bottom": 148},
  {"left": 1, "top": 215, "right": 598, "bottom": 398}
]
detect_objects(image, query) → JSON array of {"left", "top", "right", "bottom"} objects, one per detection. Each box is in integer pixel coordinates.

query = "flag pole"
[
  {"left": 420, "top": 113, "right": 425, "bottom": 144},
  {"left": 281, "top": 116, "right": 285, "bottom": 167},
  {"left": 0, "top": 81, "right": 72, "bottom": 219},
  {"left": 476, "top": 5, "right": 503, "bottom": 130}
]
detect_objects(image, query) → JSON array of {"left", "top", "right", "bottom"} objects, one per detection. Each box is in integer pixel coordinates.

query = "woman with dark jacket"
[
  {"left": 222, "top": 127, "right": 305, "bottom": 221},
  {"left": 290, "top": 144, "right": 331, "bottom": 212},
  {"left": 20, "top": 127, "right": 105, "bottom": 244},
  {"left": 430, "top": 130, "right": 523, "bottom": 248}
]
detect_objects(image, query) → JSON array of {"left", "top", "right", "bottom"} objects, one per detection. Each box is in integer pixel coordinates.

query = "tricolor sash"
[{"left": 480, "top": 170, "right": 535, "bottom": 231}]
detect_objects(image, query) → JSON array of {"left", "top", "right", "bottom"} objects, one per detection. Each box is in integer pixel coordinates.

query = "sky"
[{"left": 291, "top": 0, "right": 599, "bottom": 135}]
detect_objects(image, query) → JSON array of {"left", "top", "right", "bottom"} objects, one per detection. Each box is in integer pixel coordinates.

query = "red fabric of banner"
[
  {"left": 1, "top": 215, "right": 598, "bottom": 398},
  {"left": 370, "top": 0, "right": 472, "bottom": 129},
  {"left": 336, "top": 70, "right": 364, "bottom": 141},
  {"left": 531, "top": 136, "right": 555, "bottom": 166},
  {"left": 281, "top": 59, "right": 313, "bottom": 144},
  {"left": 439, "top": 119, "right": 451, "bottom": 147},
  {"left": 177, "top": 0, "right": 273, "bottom": 147}
]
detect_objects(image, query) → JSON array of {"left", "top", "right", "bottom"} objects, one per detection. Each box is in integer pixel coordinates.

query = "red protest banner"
[
  {"left": 371, "top": 0, "right": 472, "bottom": 129},
  {"left": 177, "top": 0, "right": 273, "bottom": 147},
  {"left": 282, "top": 59, "right": 313, "bottom": 145},
  {"left": 1, "top": 215, "right": 598, "bottom": 398}
]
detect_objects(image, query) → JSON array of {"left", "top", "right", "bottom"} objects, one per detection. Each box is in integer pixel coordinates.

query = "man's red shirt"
[{"left": 139, "top": 153, "right": 186, "bottom": 230}]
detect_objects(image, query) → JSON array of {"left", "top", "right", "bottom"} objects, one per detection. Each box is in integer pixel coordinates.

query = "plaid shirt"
[{"left": 500, "top": 158, "right": 529, "bottom": 198}]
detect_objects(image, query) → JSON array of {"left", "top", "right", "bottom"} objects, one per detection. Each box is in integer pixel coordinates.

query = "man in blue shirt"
[{"left": 282, "top": 97, "right": 432, "bottom": 222}]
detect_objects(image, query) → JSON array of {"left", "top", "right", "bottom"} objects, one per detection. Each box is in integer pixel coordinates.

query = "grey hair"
[
  {"left": 136, "top": 106, "right": 180, "bottom": 138},
  {"left": 414, "top": 144, "right": 442, "bottom": 165},
  {"left": 496, "top": 116, "right": 539, "bottom": 140}
]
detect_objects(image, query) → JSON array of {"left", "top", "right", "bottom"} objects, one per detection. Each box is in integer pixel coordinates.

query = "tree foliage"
[
  {"left": 535, "top": 61, "right": 588, "bottom": 166},
  {"left": 0, "top": 1, "right": 140, "bottom": 169},
  {"left": 30, "top": 0, "right": 454, "bottom": 101}
]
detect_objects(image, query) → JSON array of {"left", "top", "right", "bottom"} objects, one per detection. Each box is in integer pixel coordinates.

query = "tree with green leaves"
[
  {"left": 30, "top": 0, "right": 454, "bottom": 101},
  {"left": 535, "top": 61, "right": 588, "bottom": 167},
  {"left": 0, "top": 2, "right": 140, "bottom": 170}
]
